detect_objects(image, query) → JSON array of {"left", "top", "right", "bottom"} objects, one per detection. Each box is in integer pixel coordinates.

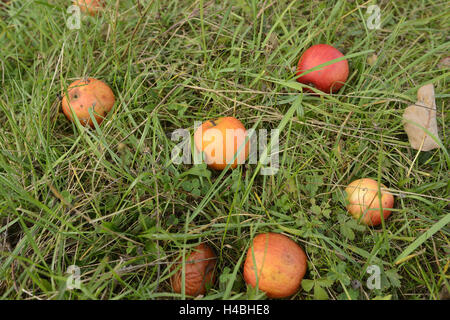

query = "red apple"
[
  {"left": 345, "top": 178, "right": 395, "bottom": 226},
  {"left": 296, "top": 44, "right": 349, "bottom": 93}
]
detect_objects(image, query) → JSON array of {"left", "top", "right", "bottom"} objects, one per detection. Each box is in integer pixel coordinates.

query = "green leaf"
[
  {"left": 178, "top": 163, "right": 211, "bottom": 179},
  {"left": 338, "top": 288, "right": 359, "bottom": 300},
  {"left": 347, "top": 219, "right": 365, "bottom": 232},
  {"left": 385, "top": 269, "right": 402, "bottom": 288},
  {"left": 348, "top": 288, "right": 360, "bottom": 300},
  {"left": 313, "top": 284, "right": 329, "bottom": 300},
  {"left": 191, "top": 178, "right": 200, "bottom": 189},
  {"left": 292, "top": 94, "right": 304, "bottom": 120},
  {"left": 126, "top": 241, "right": 135, "bottom": 255},
  {"left": 327, "top": 263, "right": 351, "bottom": 286},
  {"left": 311, "top": 205, "right": 321, "bottom": 215},
  {"left": 340, "top": 223, "right": 355, "bottom": 241},
  {"left": 60, "top": 190, "right": 72, "bottom": 204},
  {"left": 219, "top": 267, "right": 231, "bottom": 283},
  {"left": 317, "top": 278, "right": 334, "bottom": 288},
  {"left": 301, "top": 279, "right": 314, "bottom": 292},
  {"left": 99, "top": 222, "right": 119, "bottom": 233},
  {"left": 181, "top": 180, "right": 192, "bottom": 191}
]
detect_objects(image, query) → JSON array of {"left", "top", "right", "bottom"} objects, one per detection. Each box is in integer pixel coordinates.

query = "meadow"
[{"left": 0, "top": 0, "right": 449, "bottom": 300}]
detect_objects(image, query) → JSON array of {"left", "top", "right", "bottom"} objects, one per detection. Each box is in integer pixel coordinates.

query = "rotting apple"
[
  {"left": 296, "top": 44, "right": 349, "bottom": 93},
  {"left": 61, "top": 77, "right": 115, "bottom": 128},
  {"left": 345, "top": 178, "right": 394, "bottom": 226},
  {"left": 73, "top": 0, "right": 105, "bottom": 16},
  {"left": 170, "top": 243, "right": 217, "bottom": 297},
  {"left": 194, "top": 117, "right": 250, "bottom": 170},
  {"left": 243, "top": 232, "right": 307, "bottom": 299}
]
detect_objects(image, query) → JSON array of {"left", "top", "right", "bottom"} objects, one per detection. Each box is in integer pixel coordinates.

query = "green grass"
[{"left": 0, "top": 0, "right": 449, "bottom": 300}]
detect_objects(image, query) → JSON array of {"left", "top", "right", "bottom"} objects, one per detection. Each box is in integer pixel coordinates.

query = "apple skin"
[
  {"left": 61, "top": 78, "right": 115, "bottom": 128},
  {"left": 345, "top": 178, "right": 394, "bottom": 226},
  {"left": 170, "top": 243, "right": 217, "bottom": 297},
  {"left": 194, "top": 117, "right": 250, "bottom": 171},
  {"left": 296, "top": 44, "right": 349, "bottom": 93},
  {"left": 243, "top": 233, "right": 307, "bottom": 299},
  {"left": 73, "top": 0, "right": 105, "bottom": 16}
]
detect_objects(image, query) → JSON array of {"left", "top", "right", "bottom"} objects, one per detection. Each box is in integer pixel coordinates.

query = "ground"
[{"left": 0, "top": 0, "right": 449, "bottom": 300}]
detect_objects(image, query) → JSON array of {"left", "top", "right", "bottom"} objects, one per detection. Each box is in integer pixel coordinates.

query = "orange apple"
[
  {"left": 243, "top": 233, "right": 307, "bottom": 299},
  {"left": 73, "top": 0, "right": 105, "bottom": 16},
  {"left": 194, "top": 117, "right": 249, "bottom": 170},
  {"left": 345, "top": 178, "right": 394, "bottom": 226},
  {"left": 170, "top": 243, "right": 217, "bottom": 297},
  {"left": 61, "top": 77, "right": 115, "bottom": 128}
]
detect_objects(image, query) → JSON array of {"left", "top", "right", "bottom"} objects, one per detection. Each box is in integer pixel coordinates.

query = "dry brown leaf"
[{"left": 402, "top": 84, "right": 441, "bottom": 151}]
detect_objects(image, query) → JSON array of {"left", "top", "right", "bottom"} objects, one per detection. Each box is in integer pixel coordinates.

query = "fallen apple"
[
  {"left": 194, "top": 117, "right": 250, "bottom": 170},
  {"left": 296, "top": 44, "right": 349, "bottom": 93},
  {"left": 73, "top": 0, "right": 105, "bottom": 16},
  {"left": 171, "top": 243, "right": 217, "bottom": 297},
  {"left": 243, "top": 233, "right": 307, "bottom": 299},
  {"left": 61, "top": 77, "right": 115, "bottom": 128},
  {"left": 345, "top": 178, "right": 394, "bottom": 226}
]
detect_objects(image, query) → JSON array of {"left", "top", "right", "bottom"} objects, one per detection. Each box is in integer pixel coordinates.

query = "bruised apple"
[
  {"left": 243, "top": 233, "right": 307, "bottom": 299},
  {"left": 73, "top": 0, "right": 105, "bottom": 16},
  {"left": 61, "top": 78, "right": 115, "bottom": 128},
  {"left": 296, "top": 44, "right": 349, "bottom": 93},
  {"left": 345, "top": 178, "right": 394, "bottom": 226},
  {"left": 171, "top": 243, "right": 217, "bottom": 297},
  {"left": 194, "top": 117, "right": 250, "bottom": 170}
]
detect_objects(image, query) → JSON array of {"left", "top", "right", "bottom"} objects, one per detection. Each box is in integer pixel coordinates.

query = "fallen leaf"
[{"left": 402, "top": 84, "right": 441, "bottom": 151}]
